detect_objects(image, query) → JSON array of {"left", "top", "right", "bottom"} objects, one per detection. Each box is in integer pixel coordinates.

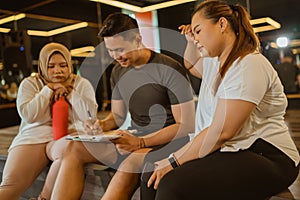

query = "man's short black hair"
[
  {"left": 98, "top": 13, "right": 140, "bottom": 41},
  {"left": 283, "top": 48, "right": 294, "bottom": 59}
]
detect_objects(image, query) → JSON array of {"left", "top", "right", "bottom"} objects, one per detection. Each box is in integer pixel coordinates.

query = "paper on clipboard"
[
  {"left": 65, "top": 129, "right": 138, "bottom": 142},
  {"left": 66, "top": 132, "right": 120, "bottom": 142}
]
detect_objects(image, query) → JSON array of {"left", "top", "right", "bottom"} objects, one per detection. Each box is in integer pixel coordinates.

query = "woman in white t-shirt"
[
  {"left": 141, "top": 1, "right": 300, "bottom": 199},
  {"left": 0, "top": 42, "right": 98, "bottom": 200}
]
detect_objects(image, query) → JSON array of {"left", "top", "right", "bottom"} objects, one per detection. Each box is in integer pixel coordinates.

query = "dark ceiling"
[{"left": 0, "top": 0, "right": 300, "bottom": 60}]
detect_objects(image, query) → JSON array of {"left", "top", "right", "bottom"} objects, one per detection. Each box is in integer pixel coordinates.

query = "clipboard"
[{"left": 66, "top": 131, "right": 120, "bottom": 142}]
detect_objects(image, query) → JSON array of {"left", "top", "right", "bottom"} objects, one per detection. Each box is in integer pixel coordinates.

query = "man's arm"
[
  {"left": 100, "top": 99, "right": 127, "bottom": 131},
  {"left": 142, "top": 100, "right": 195, "bottom": 147}
]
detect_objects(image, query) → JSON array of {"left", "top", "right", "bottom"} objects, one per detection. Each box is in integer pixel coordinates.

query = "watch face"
[{"left": 168, "top": 154, "right": 179, "bottom": 168}]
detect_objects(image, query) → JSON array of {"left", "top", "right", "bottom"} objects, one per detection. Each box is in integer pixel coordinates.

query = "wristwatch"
[{"left": 168, "top": 153, "right": 180, "bottom": 169}]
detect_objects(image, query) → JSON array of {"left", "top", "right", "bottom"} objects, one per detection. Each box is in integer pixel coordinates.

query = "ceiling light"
[
  {"left": 250, "top": 17, "right": 281, "bottom": 33},
  {"left": 27, "top": 30, "right": 49, "bottom": 36},
  {"left": 71, "top": 52, "right": 96, "bottom": 57},
  {"left": 270, "top": 39, "right": 300, "bottom": 49},
  {"left": 70, "top": 46, "right": 95, "bottom": 57},
  {"left": 48, "top": 22, "right": 88, "bottom": 36},
  {"left": 0, "top": 13, "right": 26, "bottom": 25},
  {"left": 276, "top": 37, "right": 289, "bottom": 48},
  {"left": 90, "top": 0, "right": 196, "bottom": 12},
  {"left": 27, "top": 22, "right": 88, "bottom": 37},
  {"left": 0, "top": 27, "right": 11, "bottom": 33}
]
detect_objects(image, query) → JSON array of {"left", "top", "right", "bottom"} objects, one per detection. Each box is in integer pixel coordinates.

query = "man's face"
[{"left": 104, "top": 35, "right": 139, "bottom": 67}]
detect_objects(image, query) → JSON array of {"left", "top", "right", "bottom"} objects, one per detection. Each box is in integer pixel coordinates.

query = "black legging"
[{"left": 140, "top": 139, "right": 299, "bottom": 200}]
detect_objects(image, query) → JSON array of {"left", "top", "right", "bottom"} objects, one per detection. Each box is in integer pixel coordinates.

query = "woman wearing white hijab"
[{"left": 0, "top": 42, "right": 98, "bottom": 200}]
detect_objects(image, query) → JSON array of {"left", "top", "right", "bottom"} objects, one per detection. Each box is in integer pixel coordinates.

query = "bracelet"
[
  {"left": 139, "top": 138, "right": 146, "bottom": 149},
  {"left": 187, "top": 65, "right": 194, "bottom": 70}
]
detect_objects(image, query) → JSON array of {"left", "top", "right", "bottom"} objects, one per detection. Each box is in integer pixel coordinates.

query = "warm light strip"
[
  {"left": 71, "top": 52, "right": 96, "bottom": 57},
  {"left": 27, "top": 30, "right": 49, "bottom": 36},
  {"left": 250, "top": 17, "right": 281, "bottom": 33},
  {"left": 90, "top": 0, "right": 141, "bottom": 12},
  {"left": 48, "top": 22, "right": 88, "bottom": 36},
  {"left": 0, "top": 27, "right": 11, "bottom": 33},
  {"left": 289, "top": 39, "right": 300, "bottom": 47},
  {"left": 70, "top": 46, "right": 95, "bottom": 55},
  {"left": 270, "top": 39, "right": 300, "bottom": 49},
  {"left": 0, "top": 13, "right": 26, "bottom": 25},
  {"left": 26, "top": 22, "right": 88, "bottom": 37},
  {"left": 90, "top": 0, "right": 196, "bottom": 12},
  {"left": 142, "top": 0, "right": 196, "bottom": 12},
  {"left": 253, "top": 25, "right": 279, "bottom": 33}
]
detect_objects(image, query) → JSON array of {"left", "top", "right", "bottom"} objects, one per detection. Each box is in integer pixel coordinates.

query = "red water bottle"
[{"left": 52, "top": 96, "right": 68, "bottom": 140}]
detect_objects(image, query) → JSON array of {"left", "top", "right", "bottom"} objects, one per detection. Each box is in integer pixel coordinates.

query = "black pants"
[{"left": 140, "top": 139, "right": 299, "bottom": 200}]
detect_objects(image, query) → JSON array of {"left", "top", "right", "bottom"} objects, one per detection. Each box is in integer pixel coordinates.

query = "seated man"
[
  {"left": 37, "top": 13, "right": 196, "bottom": 200},
  {"left": 274, "top": 50, "right": 300, "bottom": 94}
]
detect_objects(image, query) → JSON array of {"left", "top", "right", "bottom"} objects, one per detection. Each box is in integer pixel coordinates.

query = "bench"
[
  {"left": 286, "top": 94, "right": 300, "bottom": 99},
  {"left": 286, "top": 93, "right": 300, "bottom": 109}
]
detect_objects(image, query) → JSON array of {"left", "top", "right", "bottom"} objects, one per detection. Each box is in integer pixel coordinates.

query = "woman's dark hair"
[
  {"left": 98, "top": 13, "right": 140, "bottom": 41},
  {"left": 193, "top": 0, "right": 260, "bottom": 78}
]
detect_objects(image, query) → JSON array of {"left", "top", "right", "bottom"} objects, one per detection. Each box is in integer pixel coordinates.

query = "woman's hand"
[
  {"left": 178, "top": 24, "right": 194, "bottom": 42},
  {"left": 147, "top": 158, "right": 173, "bottom": 190},
  {"left": 111, "top": 130, "right": 140, "bottom": 155},
  {"left": 48, "top": 82, "right": 73, "bottom": 101}
]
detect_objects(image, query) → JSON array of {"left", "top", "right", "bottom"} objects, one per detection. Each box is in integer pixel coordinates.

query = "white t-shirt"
[
  {"left": 194, "top": 53, "right": 300, "bottom": 166},
  {"left": 9, "top": 76, "right": 98, "bottom": 151}
]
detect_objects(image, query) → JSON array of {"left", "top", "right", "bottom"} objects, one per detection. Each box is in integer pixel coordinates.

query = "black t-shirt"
[
  {"left": 111, "top": 51, "right": 194, "bottom": 135},
  {"left": 274, "top": 62, "right": 300, "bottom": 94}
]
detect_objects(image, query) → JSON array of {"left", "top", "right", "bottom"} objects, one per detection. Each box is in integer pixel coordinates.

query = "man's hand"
[{"left": 111, "top": 130, "right": 140, "bottom": 155}]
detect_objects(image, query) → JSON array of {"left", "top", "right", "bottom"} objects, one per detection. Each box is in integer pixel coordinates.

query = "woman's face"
[
  {"left": 47, "top": 53, "right": 70, "bottom": 83},
  {"left": 191, "top": 12, "right": 223, "bottom": 58}
]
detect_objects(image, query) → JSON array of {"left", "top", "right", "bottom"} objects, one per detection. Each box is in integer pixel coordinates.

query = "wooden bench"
[
  {"left": 286, "top": 93, "right": 300, "bottom": 109},
  {"left": 286, "top": 94, "right": 300, "bottom": 99}
]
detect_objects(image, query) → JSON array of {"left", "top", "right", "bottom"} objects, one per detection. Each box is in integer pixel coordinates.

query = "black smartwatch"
[{"left": 168, "top": 153, "right": 180, "bottom": 169}]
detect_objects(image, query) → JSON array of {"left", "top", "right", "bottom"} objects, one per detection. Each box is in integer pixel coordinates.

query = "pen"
[{"left": 87, "top": 110, "right": 97, "bottom": 135}]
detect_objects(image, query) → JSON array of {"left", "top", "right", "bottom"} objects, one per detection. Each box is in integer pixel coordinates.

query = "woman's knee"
[{"left": 0, "top": 174, "right": 30, "bottom": 198}]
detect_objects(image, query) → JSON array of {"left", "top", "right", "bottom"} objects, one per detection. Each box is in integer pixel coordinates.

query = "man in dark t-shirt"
[
  {"left": 96, "top": 13, "right": 195, "bottom": 199},
  {"left": 41, "top": 13, "right": 195, "bottom": 200},
  {"left": 274, "top": 54, "right": 300, "bottom": 94},
  {"left": 111, "top": 50, "right": 193, "bottom": 134}
]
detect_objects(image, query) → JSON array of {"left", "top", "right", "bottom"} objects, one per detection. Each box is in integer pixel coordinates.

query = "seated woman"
[
  {"left": 0, "top": 42, "right": 98, "bottom": 200},
  {"left": 141, "top": 1, "right": 300, "bottom": 200}
]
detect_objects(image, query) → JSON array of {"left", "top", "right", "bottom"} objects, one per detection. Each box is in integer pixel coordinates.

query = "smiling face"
[
  {"left": 104, "top": 34, "right": 140, "bottom": 67},
  {"left": 191, "top": 12, "right": 224, "bottom": 58},
  {"left": 47, "top": 53, "right": 70, "bottom": 83}
]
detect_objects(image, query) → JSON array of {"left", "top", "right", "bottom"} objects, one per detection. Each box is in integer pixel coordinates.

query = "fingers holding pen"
[{"left": 84, "top": 118, "right": 102, "bottom": 135}]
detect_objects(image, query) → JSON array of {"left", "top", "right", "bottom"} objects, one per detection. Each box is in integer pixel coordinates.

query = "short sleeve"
[{"left": 217, "top": 54, "right": 271, "bottom": 105}]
